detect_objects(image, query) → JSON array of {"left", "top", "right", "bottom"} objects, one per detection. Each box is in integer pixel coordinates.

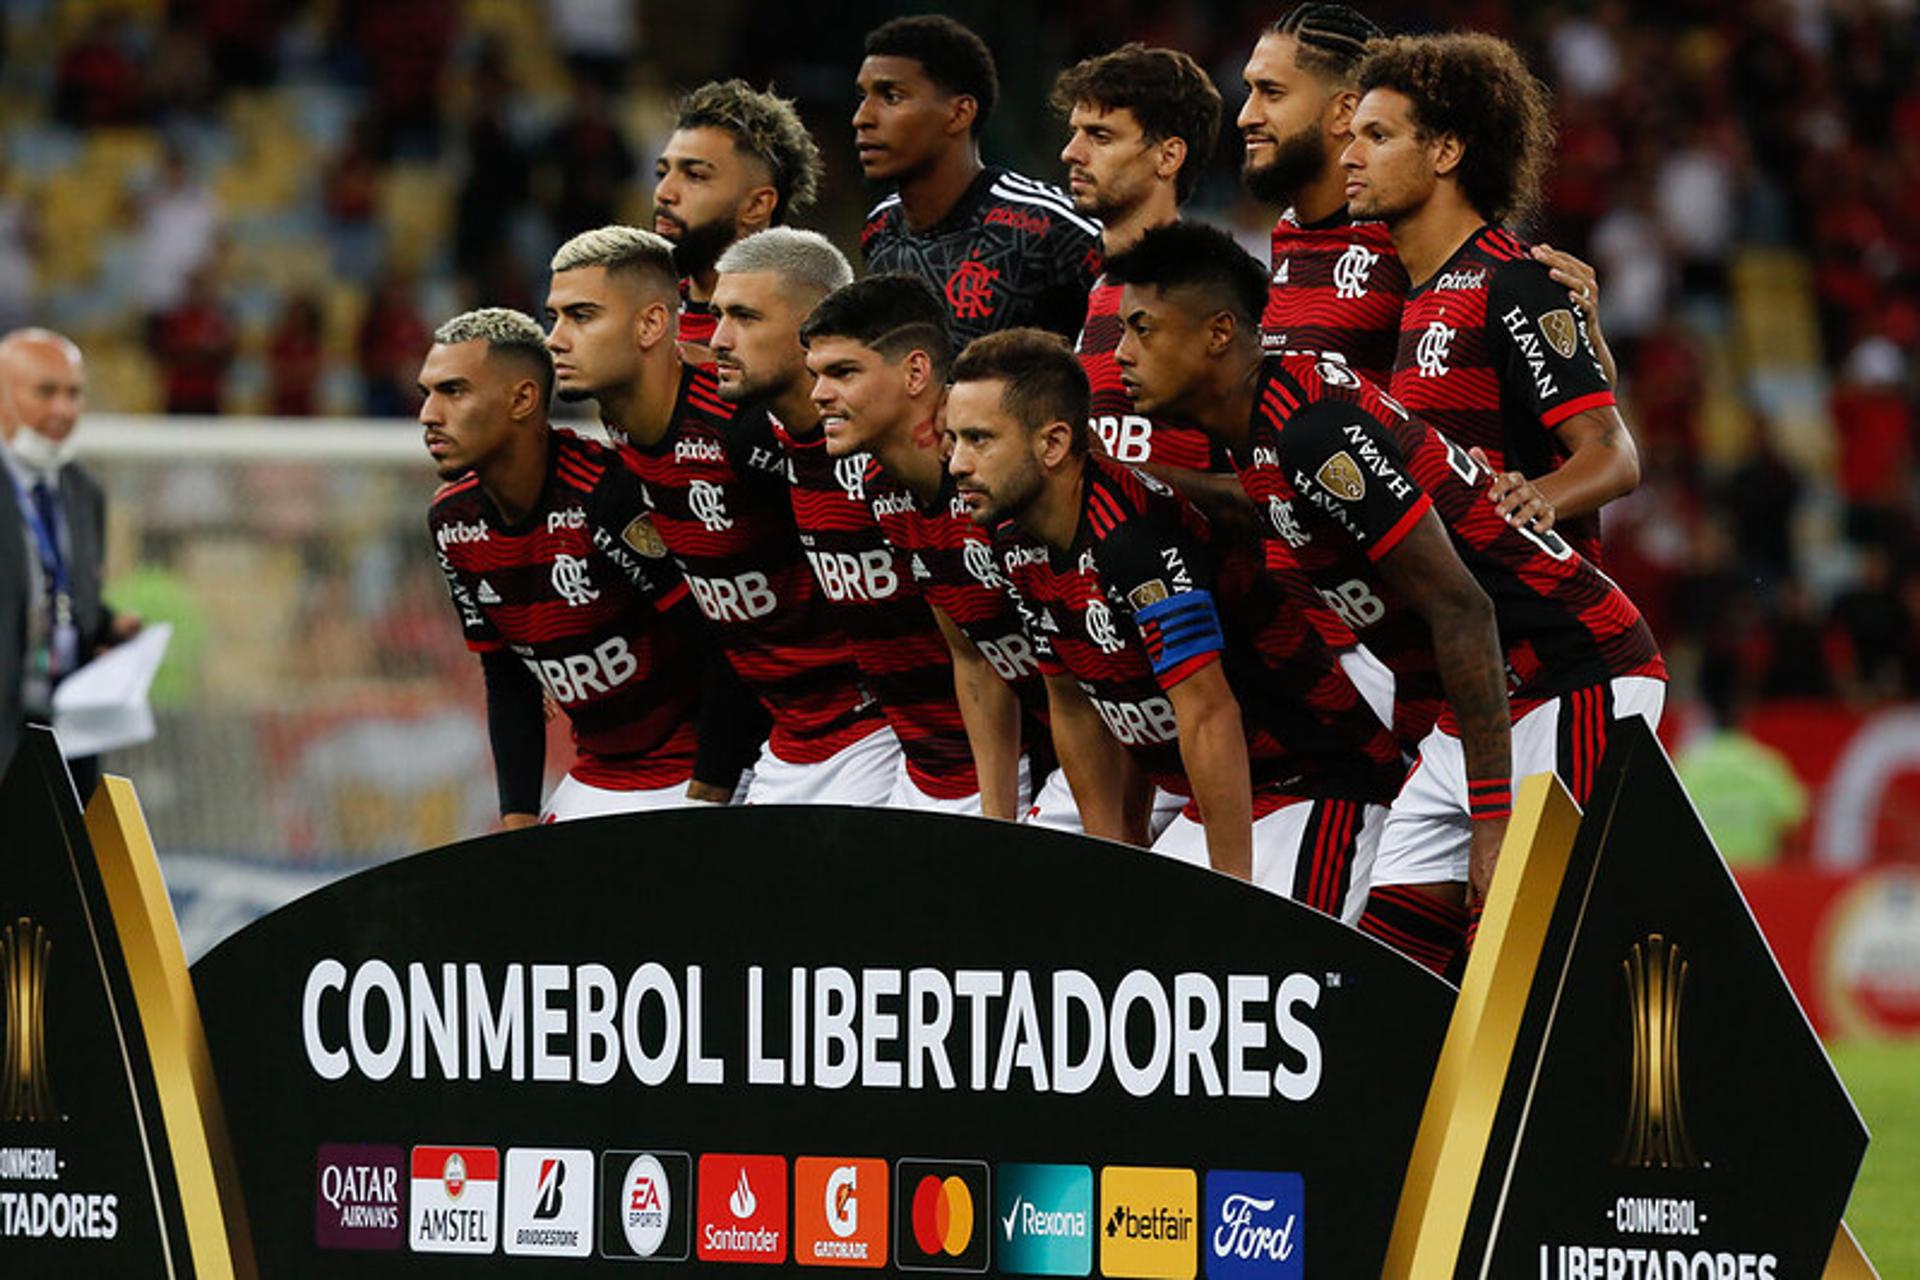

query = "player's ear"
[
  {"left": 634, "top": 298, "right": 673, "bottom": 351},
  {"left": 509, "top": 376, "right": 541, "bottom": 422},
  {"left": 946, "top": 93, "right": 978, "bottom": 139},
  {"left": 1155, "top": 136, "right": 1187, "bottom": 184},
  {"left": 902, "top": 349, "right": 934, "bottom": 397},
  {"left": 738, "top": 184, "right": 779, "bottom": 233},
  {"left": 1206, "top": 309, "right": 1238, "bottom": 356},
  {"left": 1326, "top": 88, "right": 1361, "bottom": 137},
  {"left": 1431, "top": 132, "right": 1465, "bottom": 178},
  {"left": 1036, "top": 418, "right": 1075, "bottom": 467}
]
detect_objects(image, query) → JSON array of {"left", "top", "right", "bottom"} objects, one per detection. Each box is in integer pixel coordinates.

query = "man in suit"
[{"left": 0, "top": 328, "right": 138, "bottom": 798}]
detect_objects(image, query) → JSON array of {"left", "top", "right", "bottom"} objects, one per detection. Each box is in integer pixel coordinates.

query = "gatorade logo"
[
  {"left": 895, "top": 1160, "right": 988, "bottom": 1272},
  {"left": 795, "top": 1156, "right": 888, "bottom": 1268}
]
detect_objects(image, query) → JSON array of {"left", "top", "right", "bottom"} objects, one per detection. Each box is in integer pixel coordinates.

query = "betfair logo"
[
  {"left": 1100, "top": 1166, "right": 1196, "bottom": 1279},
  {"left": 1, "top": 917, "right": 60, "bottom": 1123}
]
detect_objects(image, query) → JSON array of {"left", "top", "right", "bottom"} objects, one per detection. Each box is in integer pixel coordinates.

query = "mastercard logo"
[{"left": 910, "top": 1175, "right": 974, "bottom": 1257}]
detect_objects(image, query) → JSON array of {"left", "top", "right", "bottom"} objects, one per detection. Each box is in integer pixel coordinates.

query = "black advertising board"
[
  {"left": 0, "top": 729, "right": 196, "bottom": 1276},
  {"left": 192, "top": 804, "right": 1457, "bottom": 1277},
  {"left": 1400, "top": 717, "right": 1870, "bottom": 1279}
]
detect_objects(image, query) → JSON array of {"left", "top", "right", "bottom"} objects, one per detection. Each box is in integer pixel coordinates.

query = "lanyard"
[{"left": 11, "top": 470, "right": 75, "bottom": 677}]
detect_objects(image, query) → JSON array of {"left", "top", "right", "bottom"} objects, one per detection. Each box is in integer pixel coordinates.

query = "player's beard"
[
  {"left": 662, "top": 213, "right": 739, "bottom": 282},
  {"left": 1242, "top": 119, "right": 1327, "bottom": 207}
]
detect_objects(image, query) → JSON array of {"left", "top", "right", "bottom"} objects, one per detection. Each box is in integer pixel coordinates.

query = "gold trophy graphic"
[
  {"left": 2, "top": 916, "right": 61, "bottom": 1123},
  {"left": 1615, "top": 933, "right": 1697, "bottom": 1168}
]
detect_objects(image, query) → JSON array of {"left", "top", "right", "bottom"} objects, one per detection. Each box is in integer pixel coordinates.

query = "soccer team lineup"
[{"left": 423, "top": 6, "right": 1657, "bottom": 981}]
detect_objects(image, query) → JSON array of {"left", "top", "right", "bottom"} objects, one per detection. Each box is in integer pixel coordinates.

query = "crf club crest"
[{"left": 946, "top": 255, "right": 1000, "bottom": 321}]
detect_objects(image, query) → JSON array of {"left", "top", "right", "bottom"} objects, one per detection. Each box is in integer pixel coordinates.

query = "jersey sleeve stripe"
[
  {"left": 1152, "top": 649, "right": 1219, "bottom": 692},
  {"left": 1364, "top": 492, "right": 1435, "bottom": 562},
  {"left": 654, "top": 580, "right": 690, "bottom": 612},
  {"left": 1540, "top": 389, "right": 1616, "bottom": 428}
]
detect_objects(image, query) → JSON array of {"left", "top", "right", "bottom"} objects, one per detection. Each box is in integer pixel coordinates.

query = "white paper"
[{"left": 52, "top": 622, "right": 173, "bottom": 757}]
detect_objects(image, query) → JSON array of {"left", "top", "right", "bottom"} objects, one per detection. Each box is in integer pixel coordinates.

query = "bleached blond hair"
[
  {"left": 549, "top": 225, "right": 679, "bottom": 286},
  {"left": 430, "top": 308, "right": 553, "bottom": 403},
  {"left": 715, "top": 228, "right": 853, "bottom": 306}
]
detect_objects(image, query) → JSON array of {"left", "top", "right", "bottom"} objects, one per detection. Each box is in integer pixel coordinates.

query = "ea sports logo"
[
  {"left": 621, "top": 1154, "right": 670, "bottom": 1256},
  {"left": 911, "top": 1175, "right": 974, "bottom": 1257}
]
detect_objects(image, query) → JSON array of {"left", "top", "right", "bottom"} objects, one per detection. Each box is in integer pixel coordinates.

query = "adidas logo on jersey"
[
  {"left": 477, "top": 580, "right": 502, "bottom": 604},
  {"left": 1272, "top": 259, "right": 1290, "bottom": 285}
]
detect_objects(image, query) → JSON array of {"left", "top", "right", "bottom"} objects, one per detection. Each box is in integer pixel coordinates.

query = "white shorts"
[
  {"left": 1340, "top": 645, "right": 1397, "bottom": 733},
  {"left": 542, "top": 774, "right": 691, "bottom": 822},
  {"left": 1373, "top": 676, "right": 1667, "bottom": 887},
  {"left": 1024, "top": 774, "right": 1185, "bottom": 841},
  {"left": 887, "top": 754, "right": 1032, "bottom": 815},
  {"left": 743, "top": 725, "right": 901, "bottom": 807},
  {"left": 1152, "top": 797, "right": 1386, "bottom": 924}
]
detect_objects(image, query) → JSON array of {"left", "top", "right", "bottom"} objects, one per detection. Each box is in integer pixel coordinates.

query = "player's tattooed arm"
[
  {"left": 1164, "top": 663, "right": 1255, "bottom": 882},
  {"left": 690, "top": 650, "right": 768, "bottom": 803},
  {"left": 932, "top": 605, "right": 1024, "bottom": 820},
  {"left": 1371, "top": 512, "right": 1512, "bottom": 902},
  {"left": 480, "top": 649, "right": 546, "bottom": 829},
  {"left": 1529, "top": 244, "right": 1616, "bottom": 386},
  {"left": 1044, "top": 672, "right": 1150, "bottom": 846}
]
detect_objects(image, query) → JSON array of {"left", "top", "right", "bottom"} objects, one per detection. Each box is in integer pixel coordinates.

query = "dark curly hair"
[
  {"left": 1049, "top": 44, "right": 1223, "bottom": 205},
  {"left": 1356, "top": 33, "right": 1555, "bottom": 227},
  {"left": 673, "top": 79, "right": 825, "bottom": 222},
  {"left": 864, "top": 15, "right": 998, "bottom": 136}
]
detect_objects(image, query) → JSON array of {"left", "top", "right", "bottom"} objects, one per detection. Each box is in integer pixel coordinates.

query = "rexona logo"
[
  {"left": 502, "top": 1147, "right": 593, "bottom": 1257},
  {"left": 1101, "top": 1166, "right": 1197, "bottom": 1279},
  {"left": 409, "top": 1145, "right": 499, "bottom": 1255},
  {"left": 994, "top": 1162, "right": 1092, "bottom": 1276},
  {"left": 895, "top": 1159, "right": 989, "bottom": 1273},
  {"left": 314, "top": 1143, "right": 404, "bottom": 1251},
  {"left": 599, "top": 1149, "right": 690, "bottom": 1262},
  {"left": 697, "top": 1153, "right": 786, "bottom": 1263},
  {"left": 795, "top": 1156, "right": 888, "bottom": 1268},
  {"left": 1204, "top": 1171, "right": 1303, "bottom": 1278}
]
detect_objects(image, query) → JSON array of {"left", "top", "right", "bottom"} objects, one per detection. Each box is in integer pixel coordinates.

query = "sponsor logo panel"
[
  {"left": 697, "top": 1153, "right": 787, "bottom": 1264},
  {"left": 795, "top": 1156, "right": 888, "bottom": 1268},
  {"left": 994, "top": 1162, "right": 1092, "bottom": 1276},
  {"left": 1100, "top": 1165, "right": 1196, "bottom": 1279},
  {"left": 314, "top": 1143, "right": 404, "bottom": 1251},
  {"left": 895, "top": 1159, "right": 989, "bottom": 1273},
  {"left": 409, "top": 1145, "right": 499, "bottom": 1255},
  {"left": 1203, "top": 1170, "right": 1303, "bottom": 1277},
  {"left": 502, "top": 1147, "right": 593, "bottom": 1257},
  {"left": 600, "top": 1149, "right": 691, "bottom": 1262}
]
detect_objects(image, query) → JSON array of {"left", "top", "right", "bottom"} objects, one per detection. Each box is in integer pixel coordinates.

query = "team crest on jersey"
[
  {"left": 946, "top": 255, "right": 1000, "bottom": 322},
  {"left": 621, "top": 515, "right": 667, "bottom": 558},
  {"left": 1538, "top": 309, "right": 1579, "bottom": 359},
  {"left": 1316, "top": 358, "right": 1360, "bottom": 389},
  {"left": 477, "top": 579, "right": 502, "bottom": 604},
  {"left": 1128, "top": 579, "right": 1169, "bottom": 610},
  {"left": 1415, "top": 320, "right": 1456, "bottom": 378},
  {"left": 1268, "top": 496, "right": 1310, "bottom": 548},
  {"left": 1314, "top": 452, "right": 1367, "bottom": 502},
  {"left": 962, "top": 539, "right": 1001, "bottom": 588},
  {"left": 688, "top": 480, "right": 733, "bottom": 532},
  {"left": 551, "top": 554, "right": 599, "bottom": 606},
  {"left": 1333, "top": 243, "right": 1380, "bottom": 299},
  {"left": 1083, "top": 596, "right": 1124, "bottom": 654},
  {"left": 835, "top": 454, "right": 870, "bottom": 501}
]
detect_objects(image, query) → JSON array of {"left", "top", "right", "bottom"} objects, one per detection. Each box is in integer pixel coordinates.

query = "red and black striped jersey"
[
  {"left": 615, "top": 364, "right": 883, "bottom": 765},
  {"left": 1243, "top": 354, "right": 1662, "bottom": 727},
  {"left": 864, "top": 464, "right": 1047, "bottom": 715},
  {"left": 677, "top": 279, "right": 716, "bottom": 349},
  {"left": 994, "top": 455, "right": 1402, "bottom": 807},
  {"left": 773, "top": 419, "right": 977, "bottom": 800},
  {"left": 430, "top": 430, "right": 700, "bottom": 789},
  {"left": 1262, "top": 209, "right": 1408, "bottom": 387},
  {"left": 861, "top": 166, "right": 1103, "bottom": 348},
  {"left": 1390, "top": 226, "right": 1616, "bottom": 565},
  {"left": 1076, "top": 274, "right": 1228, "bottom": 471}
]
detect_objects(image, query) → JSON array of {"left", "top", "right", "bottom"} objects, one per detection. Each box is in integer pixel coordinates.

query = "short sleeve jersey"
[
  {"left": 1241, "top": 354, "right": 1662, "bottom": 725},
  {"left": 1262, "top": 209, "right": 1409, "bottom": 388},
  {"left": 430, "top": 431, "right": 701, "bottom": 789},
  {"left": 994, "top": 455, "right": 1400, "bottom": 807},
  {"left": 773, "top": 421, "right": 976, "bottom": 800},
  {"left": 865, "top": 464, "right": 1047, "bottom": 713},
  {"left": 1391, "top": 226, "right": 1617, "bottom": 564},
  {"left": 615, "top": 364, "right": 882, "bottom": 765},
  {"left": 1076, "top": 274, "right": 1229, "bottom": 471},
  {"left": 861, "top": 167, "right": 1104, "bottom": 348}
]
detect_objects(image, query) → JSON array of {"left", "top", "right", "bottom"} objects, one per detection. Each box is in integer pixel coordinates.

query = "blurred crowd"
[{"left": 1, "top": 0, "right": 1917, "bottom": 720}]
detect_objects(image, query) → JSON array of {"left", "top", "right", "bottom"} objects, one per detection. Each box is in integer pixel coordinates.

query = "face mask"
[{"left": 6, "top": 427, "right": 76, "bottom": 477}]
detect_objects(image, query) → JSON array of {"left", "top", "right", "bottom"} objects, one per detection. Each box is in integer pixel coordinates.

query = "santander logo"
[
  {"left": 698, "top": 1154, "right": 786, "bottom": 1263},
  {"left": 729, "top": 1168, "right": 758, "bottom": 1220}
]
